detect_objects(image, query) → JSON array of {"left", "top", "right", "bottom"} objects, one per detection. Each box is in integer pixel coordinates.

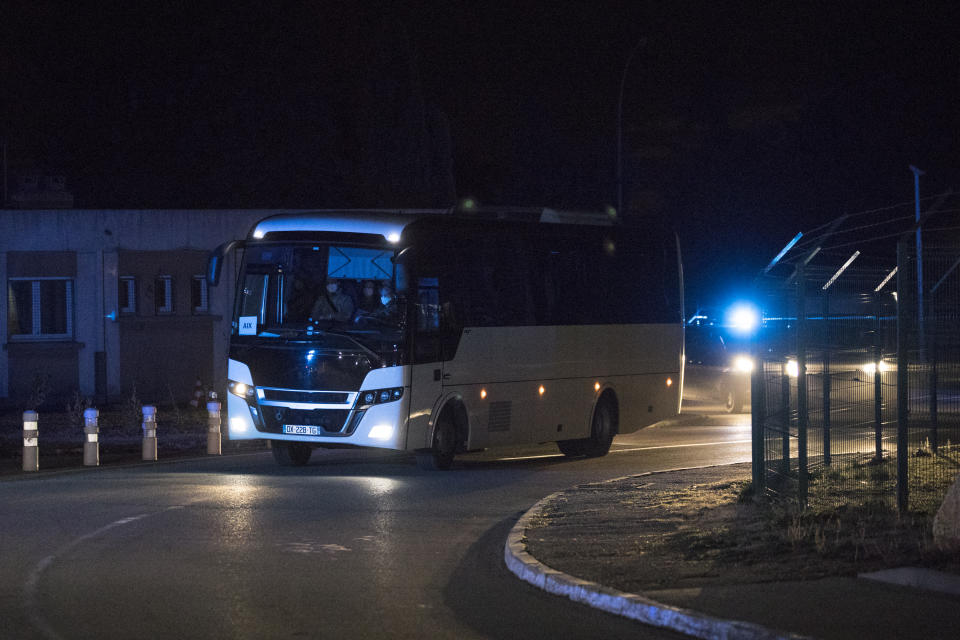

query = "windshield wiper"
[{"left": 314, "top": 329, "right": 383, "bottom": 363}]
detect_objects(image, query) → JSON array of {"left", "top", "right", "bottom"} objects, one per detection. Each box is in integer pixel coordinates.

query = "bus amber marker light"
[
  {"left": 594, "top": 382, "right": 600, "bottom": 392},
  {"left": 480, "top": 389, "right": 487, "bottom": 399},
  {"left": 666, "top": 378, "right": 673, "bottom": 386},
  {"left": 538, "top": 385, "right": 545, "bottom": 396}
]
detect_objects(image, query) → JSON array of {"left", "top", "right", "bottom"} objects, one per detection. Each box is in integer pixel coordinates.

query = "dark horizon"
[{"left": 3, "top": 1, "right": 958, "bottom": 304}]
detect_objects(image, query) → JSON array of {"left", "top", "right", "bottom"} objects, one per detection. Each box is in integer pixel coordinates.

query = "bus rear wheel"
[
  {"left": 558, "top": 394, "right": 617, "bottom": 458},
  {"left": 272, "top": 441, "right": 312, "bottom": 466}
]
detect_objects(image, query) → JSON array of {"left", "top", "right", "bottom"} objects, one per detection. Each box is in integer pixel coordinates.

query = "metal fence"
[
  {"left": 751, "top": 213, "right": 960, "bottom": 514},
  {"left": 897, "top": 240, "right": 960, "bottom": 514}
]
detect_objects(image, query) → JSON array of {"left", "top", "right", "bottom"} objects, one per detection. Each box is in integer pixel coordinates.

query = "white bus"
[{"left": 208, "top": 208, "right": 684, "bottom": 469}]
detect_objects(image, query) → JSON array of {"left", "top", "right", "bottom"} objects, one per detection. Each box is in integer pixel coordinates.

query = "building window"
[
  {"left": 191, "top": 275, "right": 208, "bottom": 314},
  {"left": 119, "top": 276, "right": 137, "bottom": 314},
  {"left": 155, "top": 275, "right": 173, "bottom": 314},
  {"left": 7, "top": 278, "right": 74, "bottom": 340}
]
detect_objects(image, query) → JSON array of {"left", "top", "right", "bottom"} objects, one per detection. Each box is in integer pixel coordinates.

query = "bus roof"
[{"left": 249, "top": 207, "right": 615, "bottom": 242}]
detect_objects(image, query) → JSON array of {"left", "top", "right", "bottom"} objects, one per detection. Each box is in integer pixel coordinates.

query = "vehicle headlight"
[
  {"left": 861, "top": 361, "right": 891, "bottom": 375},
  {"left": 732, "top": 355, "right": 754, "bottom": 373},
  {"left": 786, "top": 360, "right": 799, "bottom": 378},
  {"left": 228, "top": 380, "right": 256, "bottom": 400},
  {"left": 359, "top": 387, "right": 404, "bottom": 408}
]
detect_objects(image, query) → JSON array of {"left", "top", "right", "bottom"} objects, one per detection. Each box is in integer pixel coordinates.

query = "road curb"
[{"left": 503, "top": 469, "right": 811, "bottom": 640}]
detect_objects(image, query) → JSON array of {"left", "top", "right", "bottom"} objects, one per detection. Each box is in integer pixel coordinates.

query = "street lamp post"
[{"left": 616, "top": 38, "right": 645, "bottom": 217}]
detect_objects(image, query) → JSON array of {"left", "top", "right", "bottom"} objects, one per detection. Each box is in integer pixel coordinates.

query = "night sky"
[{"left": 3, "top": 1, "right": 958, "bottom": 304}]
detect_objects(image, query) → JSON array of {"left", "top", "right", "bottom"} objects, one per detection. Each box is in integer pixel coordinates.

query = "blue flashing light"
[{"left": 726, "top": 302, "right": 761, "bottom": 335}]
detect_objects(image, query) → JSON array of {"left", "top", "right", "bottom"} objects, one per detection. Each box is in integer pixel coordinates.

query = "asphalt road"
[{"left": 1, "top": 411, "right": 752, "bottom": 640}]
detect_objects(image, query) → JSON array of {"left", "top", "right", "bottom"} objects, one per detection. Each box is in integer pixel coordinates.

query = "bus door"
[{"left": 406, "top": 276, "right": 445, "bottom": 449}]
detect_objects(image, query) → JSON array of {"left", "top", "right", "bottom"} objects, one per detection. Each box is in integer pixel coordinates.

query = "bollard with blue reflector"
[
  {"left": 207, "top": 394, "right": 222, "bottom": 455},
  {"left": 23, "top": 410, "right": 39, "bottom": 472},
  {"left": 83, "top": 408, "right": 100, "bottom": 466},
  {"left": 142, "top": 405, "right": 157, "bottom": 461}
]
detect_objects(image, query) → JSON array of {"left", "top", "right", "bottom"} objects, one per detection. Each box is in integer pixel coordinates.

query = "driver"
[{"left": 311, "top": 278, "right": 354, "bottom": 322}]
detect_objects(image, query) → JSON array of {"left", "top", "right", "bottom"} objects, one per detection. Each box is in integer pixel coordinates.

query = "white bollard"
[
  {"left": 207, "top": 396, "right": 222, "bottom": 455},
  {"left": 23, "top": 410, "right": 39, "bottom": 472},
  {"left": 83, "top": 408, "right": 100, "bottom": 467},
  {"left": 142, "top": 405, "right": 157, "bottom": 461}
]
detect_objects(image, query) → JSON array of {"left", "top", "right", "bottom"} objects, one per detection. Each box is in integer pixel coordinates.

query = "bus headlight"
[
  {"left": 228, "top": 380, "right": 256, "bottom": 400},
  {"left": 359, "top": 387, "right": 404, "bottom": 408}
]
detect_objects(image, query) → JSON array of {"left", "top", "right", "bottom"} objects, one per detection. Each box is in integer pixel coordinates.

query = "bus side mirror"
[{"left": 207, "top": 240, "right": 244, "bottom": 286}]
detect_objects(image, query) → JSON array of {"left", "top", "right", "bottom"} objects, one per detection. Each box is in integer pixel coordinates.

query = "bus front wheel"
[
  {"left": 417, "top": 409, "right": 460, "bottom": 471},
  {"left": 272, "top": 441, "right": 312, "bottom": 466}
]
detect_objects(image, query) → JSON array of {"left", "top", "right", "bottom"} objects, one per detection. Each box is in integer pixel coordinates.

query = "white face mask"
[
  {"left": 381, "top": 295, "right": 392, "bottom": 306},
  {"left": 326, "top": 283, "right": 338, "bottom": 293},
  {"left": 364, "top": 287, "right": 374, "bottom": 296}
]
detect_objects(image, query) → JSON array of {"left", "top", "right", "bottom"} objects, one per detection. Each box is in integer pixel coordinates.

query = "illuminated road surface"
[{"left": 1, "top": 412, "right": 751, "bottom": 640}]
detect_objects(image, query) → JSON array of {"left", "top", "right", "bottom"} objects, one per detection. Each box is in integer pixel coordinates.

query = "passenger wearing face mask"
[
  {"left": 356, "top": 280, "right": 380, "bottom": 315},
  {"left": 311, "top": 278, "right": 354, "bottom": 322},
  {"left": 370, "top": 283, "right": 398, "bottom": 320}
]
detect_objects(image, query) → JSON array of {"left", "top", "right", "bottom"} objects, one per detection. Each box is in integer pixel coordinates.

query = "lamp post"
[{"left": 616, "top": 38, "right": 646, "bottom": 217}]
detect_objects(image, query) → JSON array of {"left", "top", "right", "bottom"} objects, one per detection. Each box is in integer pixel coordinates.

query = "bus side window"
[
  {"left": 416, "top": 277, "right": 440, "bottom": 332},
  {"left": 413, "top": 277, "right": 441, "bottom": 364}
]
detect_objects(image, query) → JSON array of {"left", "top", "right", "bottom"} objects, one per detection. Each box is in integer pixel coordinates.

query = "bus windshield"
[{"left": 234, "top": 242, "right": 406, "bottom": 356}]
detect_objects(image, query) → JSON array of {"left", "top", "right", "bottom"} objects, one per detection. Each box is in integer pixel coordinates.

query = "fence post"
[
  {"left": 83, "top": 408, "right": 99, "bottom": 467},
  {"left": 873, "top": 294, "right": 884, "bottom": 462},
  {"left": 751, "top": 332, "right": 765, "bottom": 496},
  {"left": 207, "top": 395, "right": 222, "bottom": 455},
  {"left": 142, "top": 405, "right": 158, "bottom": 461},
  {"left": 22, "top": 410, "right": 39, "bottom": 472},
  {"left": 797, "top": 265, "right": 809, "bottom": 507},
  {"left": 822, "top": 292, "right": 831, "bottom": 467},
  {"left": 929, "top": 329, "right": 938, "bottom": 453},
  {"left": 896, "top": 238, "right": 912, "bottom": 514},
  {"left": 780, "top": 361, "right": 791, "bottom": 479}
]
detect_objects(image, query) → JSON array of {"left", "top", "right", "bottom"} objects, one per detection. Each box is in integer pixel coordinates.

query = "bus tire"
[
  {"left": 557, "top": 393, "right": 617, "bottom": 458},
  {"left": 417, "top": 408, "right": 460, "bottom": 471},
  {"left": 556, "top": 439, "right": 587, "bottom": 457},
  {"left": 582, "top": 394, "right": 617, "bottom": 457},
  {"left": 272, "top": 441, "right": 312, "bottom": 466},
  {"left": 724, "top": 388, "right": 743, "bottom": 414}
]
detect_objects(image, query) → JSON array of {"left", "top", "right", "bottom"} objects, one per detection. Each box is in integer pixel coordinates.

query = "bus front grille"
[
  {"left": 260, "top": 408, "right": 352, "bottom": 435},
  {"left": 261, "top": 389, "right": 351, "bottom": 404}
]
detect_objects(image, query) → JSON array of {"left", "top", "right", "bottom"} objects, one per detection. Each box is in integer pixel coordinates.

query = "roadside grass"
[{"left": 659, "top": 453, "right": 960, "bottom": 578}]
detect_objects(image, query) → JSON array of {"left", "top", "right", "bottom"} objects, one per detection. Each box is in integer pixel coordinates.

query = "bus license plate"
[{"left": 283, "top": 425, "right": 322, "bottom": 436}]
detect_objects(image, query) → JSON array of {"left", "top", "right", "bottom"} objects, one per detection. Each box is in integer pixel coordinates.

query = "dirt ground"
[{"left": 523, "top": 462, "right": 960, "bottom": 595}]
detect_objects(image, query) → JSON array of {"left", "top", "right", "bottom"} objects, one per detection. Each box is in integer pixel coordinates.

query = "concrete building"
[{"left": 0, "top": 209, "right": 302, "bottom": 409}]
